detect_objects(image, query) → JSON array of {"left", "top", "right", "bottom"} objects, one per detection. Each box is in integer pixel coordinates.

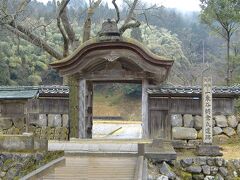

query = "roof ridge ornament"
[
  {"left": 104, "top": 51, "right": 119, "bottom": 62},
  {"left": 99, "top": 19, "right": 120, "bottom": 41}
]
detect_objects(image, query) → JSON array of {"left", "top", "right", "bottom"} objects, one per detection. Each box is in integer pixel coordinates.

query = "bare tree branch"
[
  {"left": 15, "top": 0, "right": 31, "bottom": 17},
  {"left": 1, "top": 0, "right": 8, "bottom": 17},
  {"left": 57, "top": 16, "right": 69, "bottom": 57},
  {"left": 0, "top": 0, "right": 31, "bottom": 23},
  {"left": 57, "top": 0, "right": 69, "bottom": 57},
  {"left": 119, "top": 0, "right": 139, "bottom": 34},
  {"left": 139, "top": 11, "right": 151, "bottom": 29},
  {"left": 59, "top": 0, "right": 78, "bottom": 49},
  {"left": 31, "top": 20, "right": 53, "bottom": 32},
  {"left": 119, "top": 18, "right": 141, "bottom": 34},
  {"left": 82, "top": 11, "right": 92, "bottom": 43},
  {"left": 82, "top": 0, "right": 101, "bottom": 42},
  {"left": 134, "top": 4, "right": 161, "bottom": 11},
  {"left": 3, "top": 23, "right": 63, "bottom": 59},
  {"left": 124, "top": 0, "right": 138, "bottom": 25},
  {"left": 112, "top": 0, "right": 120, "bottom": 23}
]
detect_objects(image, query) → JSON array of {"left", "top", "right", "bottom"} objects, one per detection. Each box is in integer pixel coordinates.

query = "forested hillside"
[{"left": 0, "top": 0, "right": 239, "bottom": 86}]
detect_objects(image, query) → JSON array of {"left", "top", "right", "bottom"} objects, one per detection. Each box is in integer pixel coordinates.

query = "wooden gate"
[{"left": 149, "top": 97, "right": 171, "bottom": 139}]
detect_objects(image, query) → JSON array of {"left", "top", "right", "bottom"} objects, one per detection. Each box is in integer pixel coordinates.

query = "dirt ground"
[{"left": 221, "top": 144, "right": 240, "bottom": 160}]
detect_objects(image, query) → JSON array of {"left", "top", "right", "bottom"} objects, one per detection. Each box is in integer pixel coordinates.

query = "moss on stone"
[
  {"left": 7, "top": 127, "right": 20, "bottom": 134},
  {"left": 179, "top": 170, "right": 192, "bottom": 179},
  {"left": 13, "top": 176, "right": 20, "bottom": 180},
  {"left": 174, "top": 166, "right": 192, "bottom": 180},
  {"left": 2, "top": 159, "right": 14, "bottom": 171},
  {"left": 226, "top": 160, "right": 240, "bottom": 179},
  {"left": 19, "top": 151, "right": 64, "bottom": 178},
  {"left": 0, "top": 150, "right": 36, "bottom": 154}
]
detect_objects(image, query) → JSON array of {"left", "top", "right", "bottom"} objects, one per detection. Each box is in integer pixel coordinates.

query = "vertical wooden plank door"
[{"left": 149, "top": 110, "right": 170, "bottom": 139}]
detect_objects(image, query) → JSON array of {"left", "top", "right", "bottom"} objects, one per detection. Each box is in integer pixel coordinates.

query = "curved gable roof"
[{"left": 50, "top": 36, "right": 174, "bottom": 76}]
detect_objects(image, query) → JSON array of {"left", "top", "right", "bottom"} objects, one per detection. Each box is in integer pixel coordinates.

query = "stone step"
[
  {"left": 41, "top": 156, "right": 137, "bottom": 180},
  {"left": 42, "top": 175, "right": 133, "bottom": 179},
  {"left": 52, "top": 167, "right": 135, "bottom": 170}
]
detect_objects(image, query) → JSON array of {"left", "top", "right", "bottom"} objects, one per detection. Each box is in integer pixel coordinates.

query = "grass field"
[{"left": 93, "top": 92, "right": 142, "bottom": 121}]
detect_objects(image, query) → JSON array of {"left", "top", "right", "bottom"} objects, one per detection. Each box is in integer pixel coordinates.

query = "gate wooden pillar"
[
  {"left": 142, "top": 79, "right": 149, "bottom": 138},
  {"left": 79, "top": 80, "right": 93, "bottom": 138},
  {"left": 69, "top": 75, "right": 79, "bottom": 138}
]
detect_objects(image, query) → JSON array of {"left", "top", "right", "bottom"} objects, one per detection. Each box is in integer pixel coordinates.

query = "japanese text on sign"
[{"left": 202, "top": 77, "right": 213, "bottom": 144}]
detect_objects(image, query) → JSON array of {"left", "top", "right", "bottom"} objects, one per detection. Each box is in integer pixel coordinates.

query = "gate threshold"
[
  {"left": 48, "top": 138, "right": 177, "bottom": 161},
  {"left": 48, "top": 139, "right": 152, "bottom": 154},
  {"left": 69, "top": 138, "right": 152, "bottom": 144}
]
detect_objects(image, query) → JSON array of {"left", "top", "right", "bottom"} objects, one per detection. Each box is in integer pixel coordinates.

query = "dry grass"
[
  {"left": 93, "top": 92, "right": 141, "bottom": 121},
  {"left": 93, "top": 93, "right": 122, "bottom": 116},
  {"left": 176, "top": 137, "right": 240, "bottom": 160},
  {"left": 221, "top": 144, "right": 240, "bottom": 160},
  {"left": 220, "top": 136, "right": 240, "bottom": 160}
]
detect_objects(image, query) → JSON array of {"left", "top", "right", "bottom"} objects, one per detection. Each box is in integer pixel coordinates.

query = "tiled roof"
[
  {"left": 0, "top": 86, "right": 39, "bottom": 99},
  {"left": 0, "top": 86, "right": 68, "bottom": 99},
  {"left": 147, "top": 86, "right": 240, "bottom": 96},
  {"left": 38, "top": 85, "right": 69, "bottom": 96},
  {"left": 0, "top": 85, "right": 240, "bottom": 99}
]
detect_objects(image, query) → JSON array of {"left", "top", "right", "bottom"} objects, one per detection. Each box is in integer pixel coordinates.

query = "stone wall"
[
  {"left": 0, "top": 114, "right": 69, "bottom": 140},
  {"left": 148, "top": 157, "right": 240, "bottom": 180},
  {"left": 29, "top": 114, "right": 69, "bottom": 140},
  {"left": 171, "top": 114, "right": 240, "bottom": 148},
  {"left": 0, "top": 117, "right": 25, "bottom": 134},
  {"left": 0, "top": 134, "right": 47, "bottom": 152},
  {"left": 0, "top": 152, "right": 63, "bottom": 180}
]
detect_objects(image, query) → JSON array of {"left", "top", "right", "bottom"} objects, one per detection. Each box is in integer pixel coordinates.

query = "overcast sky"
[{"left": 37, "top": 0, "right": 201, "bottom": 12}]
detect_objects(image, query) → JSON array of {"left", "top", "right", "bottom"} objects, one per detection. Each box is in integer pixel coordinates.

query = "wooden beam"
[{"left": 82, "top": 70, "right": 147, "bottom": 81}]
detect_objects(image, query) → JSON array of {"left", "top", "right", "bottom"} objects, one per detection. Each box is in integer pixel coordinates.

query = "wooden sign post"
[{"left": 202, "top": 77, "right": 213, "bottom": 144}]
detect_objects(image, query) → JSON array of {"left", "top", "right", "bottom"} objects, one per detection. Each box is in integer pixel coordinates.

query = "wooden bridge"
[{"left": 21, "top": 139, "right": 176, "bottom": 180}]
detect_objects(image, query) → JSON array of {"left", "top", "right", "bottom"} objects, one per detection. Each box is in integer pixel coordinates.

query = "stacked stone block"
[
  {"left": 0, "top": 114, "right": 69, "bottom": 140},
  {"left": 29, "top": 114, "right": 69, "bottom": 140},
  {"left": 148, "top": 157, "right": 240, "bottom": 180},
  {"left": 0, "top": 117, "right": 25, "bottom": 135},
  {"left": 171, "top": 114, "right": 240, "bottom": 148},
  {"left": 0, "top": 152, "right": 63, "bottom": 180}
]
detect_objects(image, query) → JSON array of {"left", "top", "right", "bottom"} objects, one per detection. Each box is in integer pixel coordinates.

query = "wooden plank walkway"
[{"left": 40, "top": 156, "right": 140, "bottom": 180}]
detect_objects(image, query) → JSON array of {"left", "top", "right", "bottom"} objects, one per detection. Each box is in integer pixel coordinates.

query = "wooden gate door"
[
  {"left": 79, "top": 80, "right": 93, "bottom": 138},
  {"left": 149, "top": 110, "right": 171, "bottom": 139}
]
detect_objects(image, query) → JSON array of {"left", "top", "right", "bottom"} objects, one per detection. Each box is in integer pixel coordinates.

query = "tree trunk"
[
  {"left": 82, "top": 17, "right": 92, "bottom": 43},
  {"left": 226, "top": 33, "right": 230, "bottom": 86}
]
